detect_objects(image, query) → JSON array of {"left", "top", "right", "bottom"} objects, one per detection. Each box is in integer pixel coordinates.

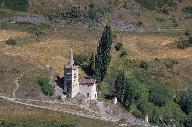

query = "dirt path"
[
  {"left": 0, "top": 95, "right": 120, "bottom": 122},
  {"left": 13, "top": 74, "right": 23, "bottom": 98},
  {"left": 0, "top": 92, "right": 152, "bottom": 126}
]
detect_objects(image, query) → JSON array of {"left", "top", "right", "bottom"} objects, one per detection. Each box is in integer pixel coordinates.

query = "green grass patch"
[{"left": 37, "top": 77, "right": 55, "bottom": 96}]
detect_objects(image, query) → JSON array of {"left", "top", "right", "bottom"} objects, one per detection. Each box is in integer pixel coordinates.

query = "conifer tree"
[
  {"left": 89, "top": 52, "right": 95, "bottom": 76},
  {"left": 95, "top": 25, "right": 113, "bottom": 83},
  {"left": 115, "top": 72, "right": 126, "bottom": 100}
]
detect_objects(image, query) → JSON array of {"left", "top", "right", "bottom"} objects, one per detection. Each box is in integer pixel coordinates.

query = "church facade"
[{"left": 63, "top": 50, "right": 97, "bottom": 100}]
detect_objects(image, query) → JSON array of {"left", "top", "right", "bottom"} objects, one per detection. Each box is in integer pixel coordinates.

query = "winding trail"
[{"left": 13, "top": 74, "right": 23, "bottom": 98}]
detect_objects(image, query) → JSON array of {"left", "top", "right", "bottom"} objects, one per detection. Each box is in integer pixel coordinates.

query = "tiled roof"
[
  {"left": 79, "top": 79, "right": 96, "bottom": 86},
  {"left": 64, "top": 64, "right": 78, "bottom": 69}
]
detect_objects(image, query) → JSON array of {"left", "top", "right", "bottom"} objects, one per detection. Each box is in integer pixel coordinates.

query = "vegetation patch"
[
  {"left": 1, "top": 0, "right": 29, "bottom": 11},
  {"left": 183, "top": 6, "right": 192, "bottom": 14},
  {"left": 5, "top": 39, "right": 17, "bottom": 45},
  {"left": 115, "top": 42, "right": 123, "bottom": 51},
  {"left": 148, "top": 85, "right": 169, "bottom": 107},
  {"left": 156, "top": 16, "right": 167, "bottom": 22},
  {"left": 176, "top": 39, "right": 192, "bottom": 49},
  {"left": 179, "top": 87, "right": 192, "bottom": 114},
  {"left": 135, "top": 0, "right": 181, "bottom": 14},
  {"left": 74, "top": 54, "right": 90, "bottom": 66},
  {"left": 37, "top": 77, "right": 54, "bottom": 96},
  {"left": 47, "top": 3, "right": 111, "bottom": 27}
]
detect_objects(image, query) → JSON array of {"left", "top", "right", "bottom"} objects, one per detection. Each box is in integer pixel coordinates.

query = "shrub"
[
  {"left": 156, "top": 16, "right": 167, "bottom": 22},
  {"left": 74, "top": 54, "right": 90, "bottom": 66},
  {"left": 176, "top": 40, "right": 192, "bottom": 49},
  {"left": 139, "top": 61, "right": 149, "bottom": 70},
  {"left": 149, "top": 85, "right": 169, "bottom": 107},
  {"left": 4, "top": 0, "right": 29, "bottom": 11},
  {"left": 5, "top": 39, "right": 17, "bottom": 45},
  {"left": 65, "top": 6, "right": 82, "bottom": 19},
  {"left": 37, "top": 77, "right": 54, "bottom": 96},
  {"left": 115, "top": 42, "right": 123, "bottom": 51},
  {"left": 130, "top": 104, "right": 143, "bottom": 118},
  {"left": 179, "top": 87, "right": 192, "bottom": 114},
  {"left": 184, "top": 113, "right": 192, "bottom": 127},
  {"left": 120, "top": 49, "right": 127, "bottom": 57},
  {"left": 136, "top": 21, "right": 143, "bottom": 27},
  {"left": 162, "top": 101, "right": 187, "bottom": 125},
  {"left": 183, "top": 6, "right": 192, "bottom": 14}
]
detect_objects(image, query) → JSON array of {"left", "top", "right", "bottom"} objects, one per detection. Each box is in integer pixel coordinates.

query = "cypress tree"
[
  {"left": 115, "top": 72, "right": 126, "bottom": 100},
  {"left": 89, "top": 52, "right": 95, "bottom": 76},
  {"left": 95, "top": 25, "right": 113, "bottom": 83}
]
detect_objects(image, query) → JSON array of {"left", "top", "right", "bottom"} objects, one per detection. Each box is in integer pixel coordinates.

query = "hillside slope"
[{"left": 0, "top": 0, "right": 192, "bottom": 29}]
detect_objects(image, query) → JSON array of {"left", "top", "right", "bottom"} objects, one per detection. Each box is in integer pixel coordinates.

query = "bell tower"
[{"left": 63, "top": 50, "right": 79, "bottom": 98}]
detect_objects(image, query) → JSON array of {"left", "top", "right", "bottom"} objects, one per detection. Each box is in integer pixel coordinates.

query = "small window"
[
  {"left": 73, "top": 85, "right": 74, "bottom": 88},
  {"left": 87, "top": 93, "right": 89, "bottom": 97}
]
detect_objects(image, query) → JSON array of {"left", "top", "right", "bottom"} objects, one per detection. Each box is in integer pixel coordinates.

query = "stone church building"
[{"left": 63, "top": 50, "right": 97, "bottom": 100}]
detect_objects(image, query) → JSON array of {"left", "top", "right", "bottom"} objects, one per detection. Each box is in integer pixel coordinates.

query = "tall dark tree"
[
  {"left": 115, "top": 72, "right": 126, "bottom": 100},
  {"left": 88, "top": 52, "right": 95, "bottom": 76},
  {"left": 180, "top": 87, "right": 192, "bottom": 114},
  {"left": 95, "top": 25, "right": 113, "bottom": 83}
]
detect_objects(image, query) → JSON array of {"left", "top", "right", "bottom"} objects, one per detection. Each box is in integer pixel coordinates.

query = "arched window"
[{"left": 87, "top": 93, "right": 89, "bottom": 97}]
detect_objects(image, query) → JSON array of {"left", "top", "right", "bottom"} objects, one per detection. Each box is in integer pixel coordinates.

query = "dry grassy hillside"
[{"left": 0, "top": 0, "right": 192, "bottom": 29}]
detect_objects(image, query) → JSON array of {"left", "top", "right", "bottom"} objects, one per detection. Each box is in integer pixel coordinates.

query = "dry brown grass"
[
  {"left": 119, "top": 34, "right": 192, "bottom": 60},
  {"left": 0, "top": 29, "right": 31, "bottom": 42},
  {"left": 1, "top": 28, "right": 192, "bottom": 73},
  {"left": 0, "top": 29, "right": 98, "bottom": 73}
]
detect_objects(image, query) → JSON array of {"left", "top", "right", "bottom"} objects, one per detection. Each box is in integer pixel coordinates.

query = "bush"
[
  {"left": 139, "top": 61, "right": 149, "bottom": 70},
  {"left": 120, "top": 49, "right": 127, "bottom": 57},
  {"left": 4, "top": 0, "right": 29, "bottom": 11},
  {"left": 180, "top": 87, "right": 192, "bottom": 114},
  {"left": 37, "top": 77, "right": 54, "bottom": 96},
  {"left": 176, "top": 40, "right": 192, "bottom": 49},
  {"left": 74, "top": 54, "right": 90, "bottom": 66},
  {"left": 115, "top": 42, "right": 123, "bottom": 51},
  {"left": 162, "top": 101, "right": 186, "bottom": 125},
  {"left": 130, "top": 104, "right": 143, "bottom": 118},
  {"left": 149, "top": 85, "right": 169, "bottom": 107},
  {"left": 5, "top": 39, "right": 17, "bottom": 45},
  {"left": 136, "top": 21, "right": 143, "bottom": 27},
  {"left": 184, "top": 113, "right": 192, "bottom": 127},
  {"left": 183, "top": 6, "right": 192, "bottom": 14},
  {"left": 156, "top": 16, "right": 167, "bottom": 22},
  {"left": 64, "top": 6, "right": 82, "bottom": 19}
]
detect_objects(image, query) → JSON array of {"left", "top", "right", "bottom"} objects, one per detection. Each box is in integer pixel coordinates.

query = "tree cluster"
[{"left": 114, "top": 72, "right": 188, "bottom": 125}]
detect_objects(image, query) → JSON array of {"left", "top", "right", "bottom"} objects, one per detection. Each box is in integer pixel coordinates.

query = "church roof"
[
  {"left": 79, "top": 79, "right": 96, "bottom": 86},
  {"left": 65, "top": 49, "right": 77, "bottom": 68}
]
